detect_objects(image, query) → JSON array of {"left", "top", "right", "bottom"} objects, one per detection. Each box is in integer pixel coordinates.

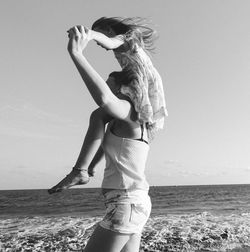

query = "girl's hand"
[{"left": 67, "top": 25, "right": 91, "bottom": 55}]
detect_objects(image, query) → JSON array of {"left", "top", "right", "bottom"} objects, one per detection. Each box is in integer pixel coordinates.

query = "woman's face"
[
  {"left": 93, "top": 26, "right": 116, "bottom": 38},
  {"left": 93, "top": 26, "right": 117, "bottom": 50}
]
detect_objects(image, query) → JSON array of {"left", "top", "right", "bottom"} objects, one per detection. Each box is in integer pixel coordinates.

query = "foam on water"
[
  {"left": 1, "top": 212, "right": 250, "bottom": 251},
  {"left": 142, "top": 212, "right": 250, "bottom": 251}
]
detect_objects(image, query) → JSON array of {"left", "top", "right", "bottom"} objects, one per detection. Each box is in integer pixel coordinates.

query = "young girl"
[
  {"left": 49, "top": 17, "right": 167, "bottom": 193},
  {"left": 91, "top": 17, "right": 167, "bottom": 135},
  {"left": 48, "top": 17, "right": 167, "bottom": 194}
]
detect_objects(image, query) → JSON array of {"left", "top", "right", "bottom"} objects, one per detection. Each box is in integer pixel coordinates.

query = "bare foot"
[{"left": 48, "top": 169, "right": 90, "bottom": 194}]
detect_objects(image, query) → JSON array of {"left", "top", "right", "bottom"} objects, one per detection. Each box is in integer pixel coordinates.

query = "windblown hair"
[
  {"left": 91, "top": 17, "right": 158, "bottom": 53},
  {"left": 92, "top": 18, "right": 164, "bottom": 141}
]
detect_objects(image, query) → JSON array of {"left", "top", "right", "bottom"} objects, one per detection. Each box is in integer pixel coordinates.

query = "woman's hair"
[{"left": 91, "top": 17, "right": 158, "bottom": 53}]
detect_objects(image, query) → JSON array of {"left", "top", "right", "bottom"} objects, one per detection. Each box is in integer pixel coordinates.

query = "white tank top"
[{"left": 101, "top": 123, "right": 150, "bottom": 191}]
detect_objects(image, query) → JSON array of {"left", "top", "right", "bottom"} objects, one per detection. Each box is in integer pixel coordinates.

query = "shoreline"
[
  {"left": 1, "top": 212, "right": 250, "bottom": 251},
  {"left": 1, "top": 183, "right": 250, "bottom": 191}
]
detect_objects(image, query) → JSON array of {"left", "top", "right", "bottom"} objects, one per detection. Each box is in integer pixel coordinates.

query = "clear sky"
[{"left": 1, "top": 0, "right": 250, "bottom": 189}]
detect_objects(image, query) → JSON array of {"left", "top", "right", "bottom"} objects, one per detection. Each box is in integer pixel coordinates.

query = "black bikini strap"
[
  {"left": 135, "top": 124, "right": 148, "bottom": 144},
  {"left": 140, "top": 124, "right": 144, "bottom": 141}
]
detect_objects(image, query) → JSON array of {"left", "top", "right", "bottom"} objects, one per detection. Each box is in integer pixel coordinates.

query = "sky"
[{"left": 0, "top": 0, "right": 250, "bottom": 190}]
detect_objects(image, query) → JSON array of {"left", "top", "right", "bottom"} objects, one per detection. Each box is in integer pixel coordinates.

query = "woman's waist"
[{"left": 101, "top": 170, "right": 149, "bottom": 193}]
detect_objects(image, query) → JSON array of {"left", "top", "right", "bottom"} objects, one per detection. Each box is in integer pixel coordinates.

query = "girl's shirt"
[{"left": 111, "top": 33, "right": 168, "bottom": 135}]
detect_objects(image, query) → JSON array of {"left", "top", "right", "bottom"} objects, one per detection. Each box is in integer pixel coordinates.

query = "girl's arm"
[
  {"left": 89, "top": 30, "right": 124, "bottom": 50},
  {"left": 67, "top": 26, "right": 133, "bottom": 121}
]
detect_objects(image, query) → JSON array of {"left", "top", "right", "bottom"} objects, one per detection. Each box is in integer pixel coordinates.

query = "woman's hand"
[{"left": 67, "top": 25, "right": 91, "bottom": 55}]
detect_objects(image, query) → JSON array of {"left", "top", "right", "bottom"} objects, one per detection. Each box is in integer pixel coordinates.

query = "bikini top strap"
[
  {"left": 140, "top": 123, "right": 144, "bottom": 141},
  {"left": 140, "top": 123, "right": 148, "bottom": 144}
]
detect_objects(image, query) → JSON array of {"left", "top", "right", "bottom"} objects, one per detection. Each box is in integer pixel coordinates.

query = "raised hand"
[{"left": 67, "top": 25, "right": 91, "bottom": 55}]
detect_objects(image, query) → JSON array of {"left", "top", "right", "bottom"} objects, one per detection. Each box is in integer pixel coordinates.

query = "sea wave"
[{"left": 1, "top": 212, "right": 250, "bottom": 251}]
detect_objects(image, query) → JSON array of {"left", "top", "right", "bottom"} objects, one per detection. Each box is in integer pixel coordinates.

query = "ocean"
[{"left": 1, "top": 184, "right": 250, "bottom": 251}]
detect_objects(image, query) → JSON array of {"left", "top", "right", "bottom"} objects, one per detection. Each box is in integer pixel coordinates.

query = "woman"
[{"left": 49, "top": 17, "right": 167, "bottom": 252}]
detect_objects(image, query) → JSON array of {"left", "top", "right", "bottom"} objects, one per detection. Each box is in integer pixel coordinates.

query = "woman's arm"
[
  {"left": 89, "top": 30, "right": 124, "bottom": 50},
  {"left": 67, "top": 26, "right": 133, "bottom": 121}
]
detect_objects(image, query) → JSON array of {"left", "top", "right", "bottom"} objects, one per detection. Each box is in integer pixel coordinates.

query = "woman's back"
[{"left": 109, "top": 118, "right": 148, "bottom": 141}]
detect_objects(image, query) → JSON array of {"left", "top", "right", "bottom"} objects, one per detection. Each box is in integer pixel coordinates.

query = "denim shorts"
[{"left": 99, "top": 189, "right": 151, "bottom": 234}]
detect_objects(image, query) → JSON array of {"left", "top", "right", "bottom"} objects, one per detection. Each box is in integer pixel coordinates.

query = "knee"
[
  {"left": 89, "top": 108, "right": 111, "bottom": 125},
  {"left": 89, "top": 109, "right": 101, "bottom": 124}
]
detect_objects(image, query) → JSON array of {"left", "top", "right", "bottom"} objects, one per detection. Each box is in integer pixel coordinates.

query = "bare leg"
[
  {"left": 48, "top": 108, "right": 111, "bottom": 194},
  {"left": 121, "top": 233, "right": 141, "bottom": 252},
  {"left": 84, "top": 225, "right": 131, "bottom": 252},
  {"left": 48, "top": 169, "right": 90, "bottom": 194}
]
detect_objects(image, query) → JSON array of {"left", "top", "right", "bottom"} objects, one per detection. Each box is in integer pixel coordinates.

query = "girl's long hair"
[
  {"left": 92, "top": 17, "right": 161, "bottom": 141},
  {"left": 91, "top": 17, "right": 158, "bottom": 53}
]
